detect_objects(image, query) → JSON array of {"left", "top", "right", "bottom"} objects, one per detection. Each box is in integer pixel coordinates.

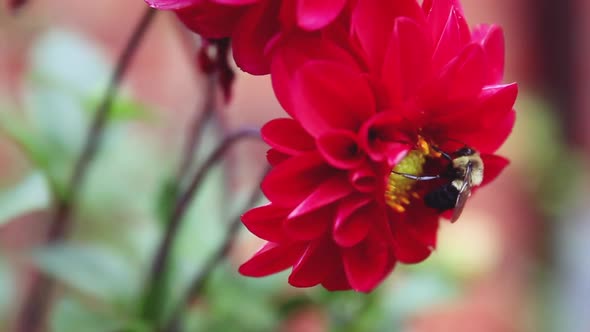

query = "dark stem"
[
  {"left": 69, "top": 7, "right": 156, "bottom": 201},
  {"left": 140, "top": 128, "right": 261, "bottom": 323},
  {"left": 14, "top": 7, "right": 156, "bottom": 332},
  {"left": 175, "top": 74, "right": 217, "bottom": 182},
  {"left": 161, "top": 166, "right": 269, "bottom": 332}
]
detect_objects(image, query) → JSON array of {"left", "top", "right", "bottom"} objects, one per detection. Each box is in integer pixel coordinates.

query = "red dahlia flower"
[
  {"left": 8, "top": 0, "right": 27, "bottom": 11},
  {"left": 239, "top": 0, "right": 517, "bottom": 292},
  {"left": 145, "top": 0, "right": 350, "bottom": 74}
]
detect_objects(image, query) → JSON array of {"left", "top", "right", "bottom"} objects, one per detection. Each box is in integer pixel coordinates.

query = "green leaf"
[
  {"left": 27, "top": 29, "right": 151, "bottom": 123},
  {"left": 73, "top": 129, "right": 167, "bottom": 264},
  {"left": 316, "top": 289, "right": 381, "bottom": 332},
  {"left": 181, "top": 265, "right": 280, "bottom": 332},
  {"left": 24, "top": 30, "right": 110, "bottom": 155},
  {"left": 28, "top": 30, "right": 110, "bottom": 96},
  {"left": 34, "top": 244, "right": 141, "bottom": 306},
  {"left": 82, "top": 94, "right": 152, "bottom": 121},
  {"left": 50, "top": 297, "right": 123, "bottom": 332},
  {"left": 50, "top": 296, "right": 153, "bottom": 332},
  {"left": 0, "top": 108, "right": 53, "bottom": 173},
  {"left": 0, "top": 172, "right": 51, "bottom": 225},
  {"left": 15, "top": 29, "right": 154, "bottom": 197}
]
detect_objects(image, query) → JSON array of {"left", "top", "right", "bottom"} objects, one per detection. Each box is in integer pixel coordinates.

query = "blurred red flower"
[
  {"left": 239, "top": 0, "right": 517, "bottom": 292},
  {"left": 145, "top": 0, "right": 350, "bottom": 74},
  {"left": 8, "top": 0, "right": 27, "bottom": 11}
]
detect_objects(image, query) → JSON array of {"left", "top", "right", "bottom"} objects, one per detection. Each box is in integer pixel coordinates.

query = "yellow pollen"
[
  {"left": 417, "top": 137, "right": 430, "bottom": 155},
  {"left": 417, "top": 136, "right": 443, "bottom": 158},
  {"left": 385, "top": 149, "right": 427, "bottom": 212},
  {"left": 391, "top": 203, "right": 406, "bottom": 213}
]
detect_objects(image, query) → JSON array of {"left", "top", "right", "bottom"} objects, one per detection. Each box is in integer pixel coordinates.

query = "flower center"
[
  {"left": 384, "top": 137, "right": 437, "bottom": 213},
  {"left": 385, "top": 150, "right": 426, "bottom": 213}
]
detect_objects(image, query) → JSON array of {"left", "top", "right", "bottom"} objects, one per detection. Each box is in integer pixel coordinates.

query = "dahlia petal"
[
  {"left": 421, "top": 0, "right": 433, "bottom": 13},
  {"left": 382, "top": 34, "right": 402, "bottom": 106},
  {"left": 277, "top": 0, "right": 297, "bottom": 27},
  {"left": 262, "top": 118, "right": 315, "bottom": 155},
  {"left": 382, "top": 17, "right": 432, "bottom": 106},
  {"left": 352, "top": 0, "right": 424, "bottom": 72},
  {"left": 232, "top": 1, "right": 279, "bottom": 74},
  {"left": 289, "top": 174, "right": 353, "bottom": 217},
  {"left": 348, "top": 163, "right": 378, "bottom": 193},
  {"left": 480, "top": 83, "right": 518, "bottom": 126},
  {"left": 284, "top": 206, "right": 332, "bottom": 240},
  {"left": 176, "top": 2, "right": 246, "bottom": 38},
  {"left": 239, "top": 242, "right": 306, "bottom": 277},
  {"left": 446, "top": 83, "right": 517, "bottom": 153},
  {"left": 390, "top": 217, "right": 434, "bottom": 264},
  {"left": 263, "top": 31, "right": 283, "bottom": 59},
  {"left": 262, "top": 152, "right": 331, "bottom": 207},
  {"left": 445, "top": 44, "right": 486, "bottom": 102},
  {"left": 333, "top": 196, "right": 372, "bottom": 247},
  {"left": 145, "top": 0, "right": 201, "bottom": 10},
  {"left": 317, "top": 130, "right": 365, "bottom": 169},
  {"left": 289, "top": 239, "right": 339, "bottom": 287},
  {"left": 411, "top": 217, "right": 438, "bottom": 249},
  {"left": 266, "top": 149, "right": 290, "bottom": 166},
  {"left": 321, "top": 262, "right": 352, "bottom": 291},
  {"left": 426, "top": 43, "right": 486, "bottom": 108},
  {"left": 472, "top": 108, "right": 515, "bottom": 153},
  {"left": 242, "top": 204, "right": 290, "bottom": 242},
  {"left": 359, "top": 112, "right": 411, "bottom": 163},
  {"left": 473, "top": 24, "right": 505, "bottom": 84},
  {"left": 426, "top": 0, "right": 467, "bottom": 47},
  {"left": 296, "top": 0, "right": 347, "bottom": 31},
  {"left": 292, "top": 61, "right": 376, "bottom": 137},
  {"left": 440, "top": 209, "right": 453, "bottom": 221},
  {"left": 397, "top": 205, "right": 440, "bottom": 249},
  {"left": 271, "top": 35, "right": 360, "bottom": 116},
  {"left": 431, "top": 5, "right": 471, "bottom": 71},
  {"left": 270, "top": 44, "right": 299, "bottom": 115},
  {"left": 342, "top": 238, "right": 395, "bottom": 292},
  {"left": 367, "top": 204, "right": 395, "bottom": 244},
  {"left": 214, "top": 0, "right": 259, "bottom": 4},
  {"left": 480, "top": 154, "right": 509, "bottom": 186}
]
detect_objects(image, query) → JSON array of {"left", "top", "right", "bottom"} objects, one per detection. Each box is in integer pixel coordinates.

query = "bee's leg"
[
  {"left": 430, "top": 145, "right": 453, "bottom": 161},
  {"left": 391, "top": 171, "right": 440, "bottom": 181}
]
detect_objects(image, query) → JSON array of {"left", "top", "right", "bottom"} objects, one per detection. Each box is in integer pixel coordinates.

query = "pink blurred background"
[{"left": 1, "top": 0, "right": 590, "bottom": 331}]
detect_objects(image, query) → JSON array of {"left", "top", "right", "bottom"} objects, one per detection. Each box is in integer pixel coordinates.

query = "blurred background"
[{"left": 1, "top": 0, "right": 589, "bottom": 331}]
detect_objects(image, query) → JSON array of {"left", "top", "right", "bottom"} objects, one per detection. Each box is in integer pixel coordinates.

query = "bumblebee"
[{"left": 393, "top": 146, "right": 484, "bottom": 222}]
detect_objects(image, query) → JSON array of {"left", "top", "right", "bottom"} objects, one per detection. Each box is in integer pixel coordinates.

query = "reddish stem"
[
  {"left": 161, "top": 166, "right": 269, "bottom": 332},
  {"left": 140, "top": 128, "right": 261, "bottom": 325}
]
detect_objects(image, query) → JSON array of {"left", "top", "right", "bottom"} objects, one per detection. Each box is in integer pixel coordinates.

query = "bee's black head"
[{"left": 455, "top": 146, "right": 476, "bottom": 156}]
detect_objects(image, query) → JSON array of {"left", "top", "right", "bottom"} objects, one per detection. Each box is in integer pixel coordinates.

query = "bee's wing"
[{"left": 450, "top": 163, "right": 473, "bottom": 223}]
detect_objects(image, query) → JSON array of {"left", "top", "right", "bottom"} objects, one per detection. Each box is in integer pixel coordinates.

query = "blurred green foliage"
[
  {"left": 0, "top": 29, "right": 163, "bottom": 330},
  {"left": 0, "top": 172, "right": 50, "bottom": 225},
  {"left": 510, "top": 96, "right": 583, "bottom": 218}
]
